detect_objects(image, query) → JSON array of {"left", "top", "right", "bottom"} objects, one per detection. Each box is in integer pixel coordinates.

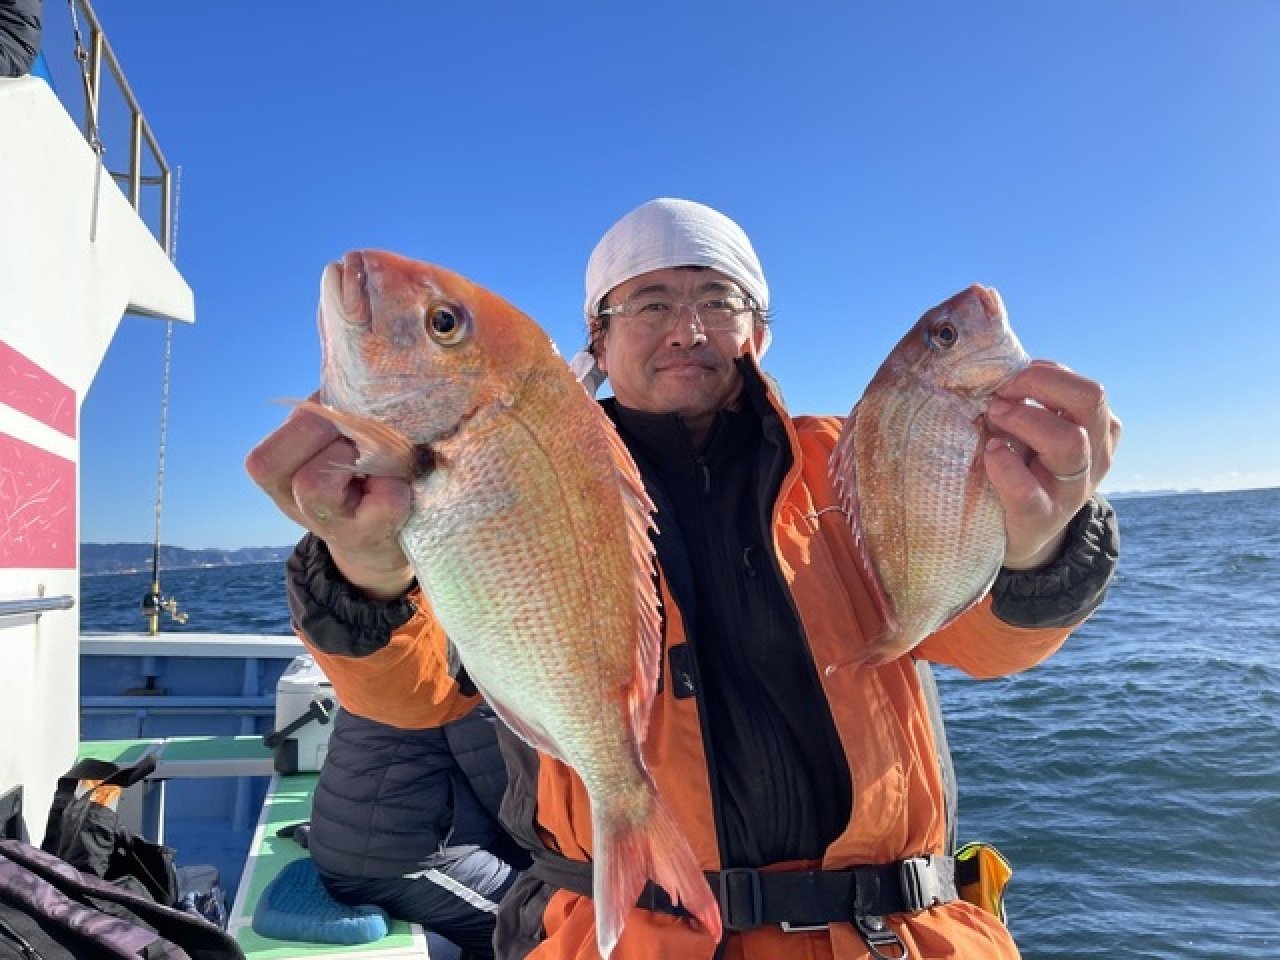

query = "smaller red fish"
[{"left": 829, "top": 284, "right": 1030, "bottom": 668}]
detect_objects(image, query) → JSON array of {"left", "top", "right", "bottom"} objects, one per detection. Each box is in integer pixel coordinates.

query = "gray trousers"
[{"left": 320, "top": 845, "right": 519, "bottom": 959}]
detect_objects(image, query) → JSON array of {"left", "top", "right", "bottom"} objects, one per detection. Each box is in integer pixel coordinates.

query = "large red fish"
[
  {"left": 299, "top": 250, "right": 721, "bottom": 958},
  {"left": 829, "top": 284, "right": 1030, "bottom": 668}
]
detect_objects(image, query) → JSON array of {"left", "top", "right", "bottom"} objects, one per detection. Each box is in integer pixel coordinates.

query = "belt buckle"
[{"left": 898, "top": 855, "right": 942, "bottom": 913}]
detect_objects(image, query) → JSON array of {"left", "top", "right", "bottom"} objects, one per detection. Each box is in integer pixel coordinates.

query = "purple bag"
[{"left": 0, "top": 839, "right": 243, "bottom": 959}]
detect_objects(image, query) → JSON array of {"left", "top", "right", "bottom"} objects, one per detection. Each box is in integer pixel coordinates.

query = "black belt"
[{"left": 529, "top": 851, "right": 958, "bottom": 933}]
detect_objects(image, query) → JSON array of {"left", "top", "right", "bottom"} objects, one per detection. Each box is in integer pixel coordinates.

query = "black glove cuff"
[
  {"left": 991, "top": 495, "right": 1119, "bottom": 629},
  {"left": 286, "top": 533, "right": 417, "bottom": 656}
]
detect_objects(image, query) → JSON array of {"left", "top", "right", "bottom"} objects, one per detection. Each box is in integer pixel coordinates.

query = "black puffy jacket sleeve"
[{"left": 990, "top": 495, "right": 1119, "bottom": 628}]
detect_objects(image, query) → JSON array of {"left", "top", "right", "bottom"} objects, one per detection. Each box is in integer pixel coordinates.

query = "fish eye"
[
  {"left": 928, "top": 321, "right": 959, "bottom": 350},
  {"left": 427, "top": 302, "right": 470, "bottom": 346}
]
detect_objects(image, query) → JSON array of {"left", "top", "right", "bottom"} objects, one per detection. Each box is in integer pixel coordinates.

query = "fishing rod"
[{"left": 142, "top": 164, "right": 187, "bottom": 635}]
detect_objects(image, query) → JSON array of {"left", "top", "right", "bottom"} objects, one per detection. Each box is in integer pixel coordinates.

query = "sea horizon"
[{"left": 80, "top": 485, "right": 1280, "bottom": 561}]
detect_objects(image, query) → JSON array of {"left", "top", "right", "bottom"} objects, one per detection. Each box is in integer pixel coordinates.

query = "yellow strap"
[{"left": 955, "top": 841, "right": 1013, "bottom": 922}]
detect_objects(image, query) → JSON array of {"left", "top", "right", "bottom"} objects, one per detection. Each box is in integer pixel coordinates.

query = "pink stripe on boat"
[
  {"left": 0, "top": 340, "right": 77, "bottom": 439},
  {"left": 0, "top": 432, "right": 77, "bottom": 569}
]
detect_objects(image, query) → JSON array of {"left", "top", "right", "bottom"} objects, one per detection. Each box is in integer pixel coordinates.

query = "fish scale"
[
  {"left": 423, "top": 405, "right": 595, "bottom": 615},
  {"left": 416, "top": 411, "right": 640, "bottom": 779},
  {"left": 897, "top": 392, "right": 1003, "bottom": 636}
]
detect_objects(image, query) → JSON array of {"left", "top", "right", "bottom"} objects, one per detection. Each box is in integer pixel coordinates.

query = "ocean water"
[
  {"left": 81, "top": 488, "right": 1280, "bottom": 959},
  {"left": 941, "top": 487, "right": 1280, "bottom": 958},
  {"left": 81, "top": 560, "right": 293, "bottom": 634}
]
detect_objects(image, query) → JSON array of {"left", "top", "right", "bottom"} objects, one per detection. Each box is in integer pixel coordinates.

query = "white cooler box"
[{"left": 265, "top": 654, "right": 339, "bottom": 774}]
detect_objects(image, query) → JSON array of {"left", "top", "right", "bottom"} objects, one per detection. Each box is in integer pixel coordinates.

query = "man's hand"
[
  {"left": 245, "top": 400, "right": 415, "bottom": 599},
  {"left": 983, "top": 361, "right": 1122, "bottom": 571}
]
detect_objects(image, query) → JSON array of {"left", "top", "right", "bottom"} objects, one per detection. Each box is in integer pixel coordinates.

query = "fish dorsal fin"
[
  {"left": 828, "top": 404, "right": 899, "bottom": 650},
  {"left": 592, "top": 400, "right": 663, "bottom": 742},
  {"left": 296, "top": 399, "right": 418, "bottom": 478}
]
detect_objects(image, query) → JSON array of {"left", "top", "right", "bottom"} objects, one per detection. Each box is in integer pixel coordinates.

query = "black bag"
[
  {"left": 41, "top": 757, "right": 180, "bottom": 908},
  {"left": 0, "top": 838, "right": 244, "bottom": 959}
]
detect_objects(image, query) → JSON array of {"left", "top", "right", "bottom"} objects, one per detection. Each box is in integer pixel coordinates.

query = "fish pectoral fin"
[{"left": 295, "top": 399, "right": 419, "bottom": 479}]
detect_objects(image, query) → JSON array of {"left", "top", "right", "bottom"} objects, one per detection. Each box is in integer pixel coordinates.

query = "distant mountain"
[{"left": 81, "top": 543, "right": 294, "bottom": 575}]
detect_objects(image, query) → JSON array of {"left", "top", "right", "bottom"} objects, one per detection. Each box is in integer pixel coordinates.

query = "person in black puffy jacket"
[{"left": 286, "top": 534, "right": 527, "bottom": 960}]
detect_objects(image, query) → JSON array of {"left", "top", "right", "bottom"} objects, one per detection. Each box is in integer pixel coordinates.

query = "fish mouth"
[
  {"left": 322, "top": 252, "right": 373, "bottom": 328},
  {"left": 966, "top": 344, "right": 1029, "bottom": 373},
  {"left": 957, "top": 351, "right": 1030, "bottom": 392},
  {"left": 970, "top": 286, "right": 1028, "bottom": 383},
  {"left": 973, "top": 284, "right": 1004, "bottom": 318}
]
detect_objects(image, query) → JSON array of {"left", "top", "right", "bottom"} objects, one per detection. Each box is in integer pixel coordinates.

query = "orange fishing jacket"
[
  {"left": 484, "top": 402, "right": 1078, "bottom": 960},
  {"left": 300, "top": 390, "right": 1095, "bottom": 960}
]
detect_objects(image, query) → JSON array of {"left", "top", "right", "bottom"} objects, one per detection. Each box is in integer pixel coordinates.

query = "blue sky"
[{"left": 42, "top": 1, "right": 1279, "bottom": 550}]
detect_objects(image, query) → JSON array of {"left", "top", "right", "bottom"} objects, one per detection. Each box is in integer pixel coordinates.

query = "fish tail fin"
[
  {"left": 295, "top": 398, "right": 419, "bottom": 478},
  {"left": 592, "top": 790, "right": 722, "bottom": 958}
]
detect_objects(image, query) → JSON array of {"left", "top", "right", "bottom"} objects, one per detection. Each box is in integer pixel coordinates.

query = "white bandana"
[{"left": 583, "top": 198, "right": 769, "bottom": 321}]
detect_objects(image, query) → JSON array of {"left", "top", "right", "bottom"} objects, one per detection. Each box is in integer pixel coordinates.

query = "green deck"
[
  {"left": 77, "top": 738, "right": 166, "bottom": 765},
  {"left": 77, "top": 735, "right": 276, "bottom": 776},
  {"left": 229, "top": 774, "right": 427, "bottom": 959}
]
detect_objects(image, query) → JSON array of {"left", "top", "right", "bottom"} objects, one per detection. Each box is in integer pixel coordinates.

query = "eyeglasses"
[{"left": 596, "top": 294, "right": 757, "bottom": 334}]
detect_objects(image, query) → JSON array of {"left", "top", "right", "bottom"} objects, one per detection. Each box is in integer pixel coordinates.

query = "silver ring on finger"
[{"left": 1046, "top": 459, "right": 1090, "bottom": 482}]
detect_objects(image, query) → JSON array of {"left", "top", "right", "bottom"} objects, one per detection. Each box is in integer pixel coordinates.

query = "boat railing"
[
  {"left": 50, "top": 0, "right": 176, "bottom": 256},
  {"left": 0, "top": 594, "right": 76, "bottom": 619},
  {"left": 81, "top": 633, "right": 304, "bottom": 660},
  {"left": 80, "top": 633, "right": 303, "bottom": 720}
]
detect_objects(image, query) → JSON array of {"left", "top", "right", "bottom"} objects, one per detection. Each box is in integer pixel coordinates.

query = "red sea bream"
[
  {"left": 829, "top": 284, "right": 1030, "bottom": 668},
  {"left": 300, "top": 250, "right": 721, "bottom": 958}
]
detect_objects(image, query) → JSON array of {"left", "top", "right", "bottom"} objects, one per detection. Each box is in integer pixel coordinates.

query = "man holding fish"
[{"left": 248, "top": 198, "right": 1120, "bottom": 959}]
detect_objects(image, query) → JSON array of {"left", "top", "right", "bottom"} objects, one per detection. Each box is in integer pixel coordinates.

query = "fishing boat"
[{"left": 0, "top": 3, "right": 455, "bottom": 956}]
